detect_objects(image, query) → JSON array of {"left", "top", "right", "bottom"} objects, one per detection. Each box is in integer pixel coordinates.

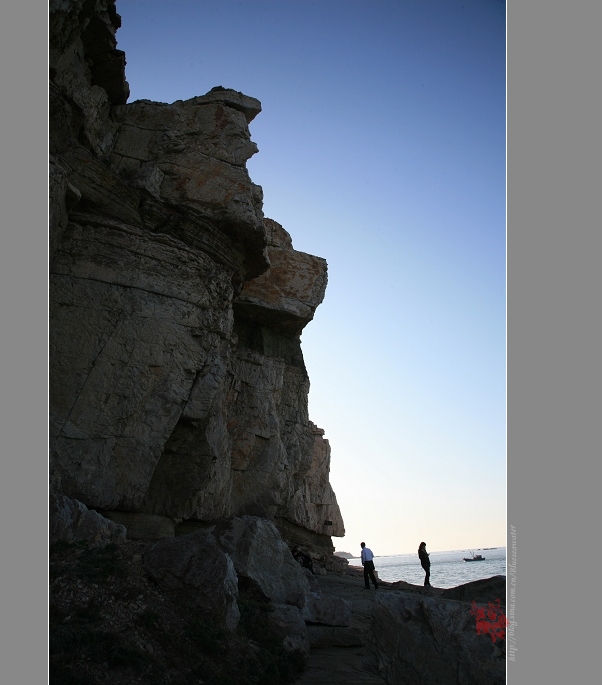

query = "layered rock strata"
[{"left": 49, "top": 0, "right": 343, "bottom": 562}]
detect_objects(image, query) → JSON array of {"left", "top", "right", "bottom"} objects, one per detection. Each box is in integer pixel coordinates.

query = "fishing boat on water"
[{"left": 463, "top": 551, "right": 485, "bottom": 562}]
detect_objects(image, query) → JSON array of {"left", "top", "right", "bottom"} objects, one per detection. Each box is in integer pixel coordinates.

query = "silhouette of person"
[
  {"left": 418, "top": 541, "right": 431, "bottom": 586},
  {"left": 360, "top": 542, "right": 379, "bottom": 589}
]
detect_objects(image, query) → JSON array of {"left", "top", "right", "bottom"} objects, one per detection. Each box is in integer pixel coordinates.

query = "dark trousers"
[
  {"left": 421, "top": 562, "right": 431, "bottom": 586},
  {"left": 364, "top": 560, "right": 378, "bottom": 588}
]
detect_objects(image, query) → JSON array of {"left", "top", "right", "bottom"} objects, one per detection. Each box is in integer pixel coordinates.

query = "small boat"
[{"left": 463, "top": 551, "right": 485, "bottom": 562}]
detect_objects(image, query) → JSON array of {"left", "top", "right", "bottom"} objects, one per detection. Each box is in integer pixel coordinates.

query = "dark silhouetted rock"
[
  {"left": 440, "top": 575, "right": 506, "bottom": 605},
  {"left": 268, "top": 604, "right": 310, "bottom": 654},
  {"left": 368, "top": 590, "right": 506, "bottom": 685},
  {"left": 50, "top": 492, "right": 126, "bottom": 545},
  {"left": 208, "top": 516, "right": 311, "bottom": 607},
  {"left": 302, "top": 591, "right": 353, "bottom": 627},
  {"left": 143, "top": 529, "right": 240, "bottom": 630}
]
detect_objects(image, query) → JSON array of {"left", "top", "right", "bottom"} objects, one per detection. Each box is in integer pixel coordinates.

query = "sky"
[{"left": 115, "top": 0, "right": 506, "bottom": 556}]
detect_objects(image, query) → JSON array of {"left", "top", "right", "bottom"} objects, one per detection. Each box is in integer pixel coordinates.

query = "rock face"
[
  {"left": 439, "top": 574, "right": 506, "bottom": 605},
  {"left": 235, "top": 219, "right": 327, "bottom": 334},
  {"left": 141, "top": 516, "right": 355, "bottom": 647},
  {"left": 302, "top": 592, "right": 353, "bottom": 627},
  {"left": 49, "top": 0, "right": 343, "bottom": 562},
  {"left": 368, "top": 588, "right": 506, "bottom": 685},
  {"left": 207, "top": 516, "right": 312, "bottom": 607},
  {"left": 144, "top": 529, "right": 240, "bottom": 631},
  {"left": 267, "top": 604, "right": 311, "bottom": 655}
]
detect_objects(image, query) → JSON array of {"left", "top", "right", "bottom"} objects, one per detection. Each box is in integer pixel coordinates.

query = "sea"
[{"left": 346, "top": 546, "right": 506, "bottom": 589}]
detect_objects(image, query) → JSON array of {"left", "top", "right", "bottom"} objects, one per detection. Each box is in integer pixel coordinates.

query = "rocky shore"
[{"left": 50, "top": 515, "right": 506, "bottom": 684}]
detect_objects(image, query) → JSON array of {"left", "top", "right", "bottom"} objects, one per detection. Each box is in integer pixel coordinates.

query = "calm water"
[{"left": 347, "top": 547, "right": 506, "bottom": 589}]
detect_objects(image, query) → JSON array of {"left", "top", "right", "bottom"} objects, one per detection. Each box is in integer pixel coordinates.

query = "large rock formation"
[
  {"left": 367, "top": 578, "right": 507, "bottom": 685},
  {"left": 143, "top": 529, "right": 241, "bottom": 631},
  {"left": 49, "top": 491, "right": 126, "bottom": 545},
  {"left": 141, "top": 517, "right": 351, "bottom": 647},
  {"left": 49, "top": 0, "right": 343, "bottom": 563},
  {"left": 204, "top": 516, "right": 312, "bottom": 607}
]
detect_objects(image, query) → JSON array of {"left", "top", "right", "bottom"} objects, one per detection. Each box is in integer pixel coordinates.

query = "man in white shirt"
[{"left": 360, "top": 542, "right": 379, "bottom": 589}]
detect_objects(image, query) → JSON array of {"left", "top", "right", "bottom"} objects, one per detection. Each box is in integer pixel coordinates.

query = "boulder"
[
  {"left": 267, "top": 604, "right": 310, "bottom": 654},
  {"left": 100, "top": 512, "right": 180, "bottom": 540},
  {"left": 301, "top": 566, "right": 321, "bottom": 592},
  {"left": 368, "top": 590, "right": 506, "bottom": 685},
  {"left": 440, "top": 575, "right": 506, "bottom": 605},
  {"left": 143, "top": 529, "right": 240, "bottom": 631},
  {"left": 301, "top": 592, "right": 352, "bottom": 627},
  {"left": 49, "top": 492, "right": 126, "bottom": 545},
  {"left": 208, "top": 516, "right": 311, "bottom": 607}
]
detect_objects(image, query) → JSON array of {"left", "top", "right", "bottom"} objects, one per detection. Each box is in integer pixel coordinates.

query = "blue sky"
[{"left": 116, "top": 0, "right": 506, "bottom": 555}]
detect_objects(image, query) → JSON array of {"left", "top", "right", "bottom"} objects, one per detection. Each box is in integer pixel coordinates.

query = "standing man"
[{"left": 360, "top": 542, "right": 379, "bottom": 589}]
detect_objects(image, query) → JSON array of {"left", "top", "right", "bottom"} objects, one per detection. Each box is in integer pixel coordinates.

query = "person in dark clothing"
[
  {"left": 418, "top": 541, "right": 431, "bottom": 586},
  {"left": 360, "top": 542, "right": 379, "bottom": 589}
]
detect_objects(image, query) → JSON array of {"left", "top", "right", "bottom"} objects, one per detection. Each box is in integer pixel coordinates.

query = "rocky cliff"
[
  {"left": 49, "top": 0, "right": 343, "bottom": 565},
  {"left": 49, "top": 8, "right": 508, "bottom": 685}
]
